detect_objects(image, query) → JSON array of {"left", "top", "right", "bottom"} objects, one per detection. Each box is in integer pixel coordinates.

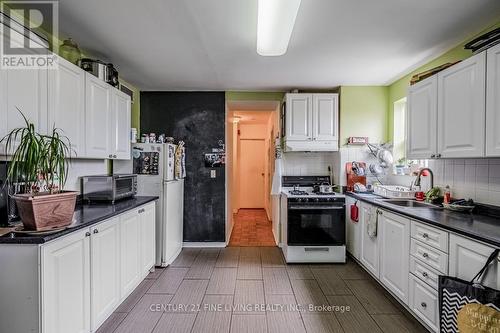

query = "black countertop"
[
  {"left": 0, "top": 196, "right": 159, "bottom": 244},
  {"left": 346, "top": 192, "right": 500, "bottom": 248}
]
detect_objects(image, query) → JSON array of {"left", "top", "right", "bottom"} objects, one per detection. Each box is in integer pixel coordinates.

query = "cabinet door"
[
  {"left": 312, "top": 94, "right": 338, "bottom": 141},
  {"left": 110, "top": 89, "right": 131, "bottom": 160},
  {"left": 48, "top": 56, "right": 86, "bottom": 157},
  {"left": 345, "top": 196, "right": 361, "bottom": 260},
  {"left": 486, "top": 43, "right": 500, "bottom": 157},
  {"left": 85, "top": 73, "right": 111, "bottom": 158},
  {"left": 0, "top": 35, "right": 47, "bottom": 154},
  {"left": 437, "top": 52, "right": 486, "bottom": 158},
  {"left": 90, "top": 217, "right": 120, "bottom": 331},
  {"left": 449, "top": 234, "right": 499, "bottom": 290},
  {"left": 360, "top": 203, "right": 379, "bottom": 277},
  {"left": 285, "top": 94, "right": 312, "bottom": 141},
  {"left": 140, "top": 203, "right": 156, "bottom": 273},
  {"left": 120, "top": 210, "right": 141, "bottom": 298},
  {"left": 42, "top": 229, "right": 91, "bottom": 333},
  {"left": 407, "top": 76, "right": 438, "bottom": 159},
  {"left": 379, "top": 210, "right": 410, "bottom": 304}
]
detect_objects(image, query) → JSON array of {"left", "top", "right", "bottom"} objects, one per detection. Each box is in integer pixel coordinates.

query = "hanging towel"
[
  {"left": 367, "top": 208, "right": 378, "bottom": 238},
  {"left": 271, "top": 158, "right": 283, "bottom": 195}
]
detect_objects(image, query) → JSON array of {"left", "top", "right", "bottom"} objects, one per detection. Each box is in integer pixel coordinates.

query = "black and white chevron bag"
[{"left": 439, "top": 249, "right": 500, "bottom": 333}]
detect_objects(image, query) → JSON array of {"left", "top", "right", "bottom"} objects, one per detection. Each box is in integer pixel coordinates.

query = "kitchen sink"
[{"left": 378, "top": 199, "right": 441, "bottom": 209}]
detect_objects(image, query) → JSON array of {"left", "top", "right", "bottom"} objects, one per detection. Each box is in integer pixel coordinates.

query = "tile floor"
[
  {"left": 98, "top": 247, "right": 429, "bottom": 333},
  {"left": 229, "top": 209, "right": 276, "bottom": 246}
]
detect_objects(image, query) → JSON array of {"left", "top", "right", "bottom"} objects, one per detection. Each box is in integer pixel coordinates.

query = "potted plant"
[{"left": 1, "top": 112, "right": 77, "bottom": 231}]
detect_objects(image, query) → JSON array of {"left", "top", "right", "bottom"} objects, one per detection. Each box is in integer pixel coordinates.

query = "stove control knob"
[
  {"left": 296, "top": 198, "right": 302, "bottom": 202},
  {"left": 303, "top": 198, "right": 309, "bottom": 202},
  {"left": 314, "top": 198, "right": 320, "bottom": 202}
]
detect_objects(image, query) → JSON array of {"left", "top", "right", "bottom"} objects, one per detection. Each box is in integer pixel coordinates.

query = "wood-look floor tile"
[
  {"left": 286, "top": 265, "right": 315, "bottom": 280},
  {"left": 216, "top": 247, "right": 240, "bottom": 267},
  {"left": 260, "top": 247, "right": 285, "bottom": 267},
  {"left": 233, "top": 280, "right": 265, "bottom": 314},
  {"left": 345, "top": 279, "right": 400, "bottom": 314},
  {"left": 96, "top": 312, "right": 127, "bottom": 333},
  {"left": 152, "top": 313, "right": 197, "bottom": 333},
  {"left": 171, "top": 248, "right": 201, "bottom": 268},
  {"left": 114, "top": 294, "right": 172, "bottom": 333},
  {"left": 263, "top": 267, "right": 293, "bottom": 295},
  {"left": 237, "top": 255, "right": 262, "bottom": 280},
  {"left": 264, "top": 294, "right": 298, "bottom": 308},
  {"left": 334, "top": 260, "right": 371, "bottom": 280},
  {"left": 371, "top": 314, "right": 428, "bottom": 333},
  {"left": 185, "top": 248, "right": 219, "bottom": 279},
  {"left": 230, "top": 314, "right": 267, "bottom": 333},
  {"left": 240, "top": 246, "right": 261, "bottom": 259},
  {"left": 301, "top": 313, "right": 344, "bottom": 333},
  {"left": 311, "top": 268, "right": 351, "bottom": 296},
  {"left": 327, "top": 295, "right": 382, "bottom": 333},
  {"left": 266, "top": 310, "right": 306, "bottom": 333},
  {"left": 169, "top": 280, "right": 208, "bottom": 311},
  {"left": 147, "top": 267, "right": 189, "bottom": 294},
  {"left": 290, "top": 279, "right": 329, "bottom": 311},
  {"left": 145, "top": 267, "right": 165, "bottom": 280},
  {"left": 115, "top": 279, "right": 155, "bottom": 313},
  {"left": 191, "top": 295, "right": 233, "bottom": 333},
  {"left": 206, "top": 268, "right": 237, "bottom": 295}
]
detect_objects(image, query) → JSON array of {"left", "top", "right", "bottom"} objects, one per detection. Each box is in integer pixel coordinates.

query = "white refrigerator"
[{"left": 115, "top": 143, "right": 185, "bottom": 267}]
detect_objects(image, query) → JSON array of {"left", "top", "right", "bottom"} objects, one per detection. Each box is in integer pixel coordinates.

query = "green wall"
[
  {"left": 225, "top": 91, "right": 285, "bottom": 101},
  {"left": 387, "top": 21, "right": 500, "bottom": 139},
  {"left": 339, "top": 86, "right": 389, "bottom": 145}
]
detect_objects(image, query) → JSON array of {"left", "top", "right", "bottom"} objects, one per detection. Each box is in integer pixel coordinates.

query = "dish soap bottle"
[{"left": 444, "top": 185, "right": 451, "bottom": 204}]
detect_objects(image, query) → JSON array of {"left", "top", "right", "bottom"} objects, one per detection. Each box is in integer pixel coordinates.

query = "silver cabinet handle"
[
  {"left": 93, "top": 229, "right": 99, "bottom": 234},
  {"left": 108, "top": 154, "right": 112, "bottom": 158},
  {"left": 437, "top": 154, "right": 442, "bottom": 158},
  {"left": 422, "top": 272, "right": 428, "bottom": 277},
  {"left": 430, "top": 154, "right": 435, "bottom": 158},
  {"left": 138, "top": 208, "right": 145, "bottom": 214},
  {"left": 85, "top": 231, "right": 91, "bottom": 237},
  {"left": 113, "top": 154, "right": 117, "bottom": 158},
  {"left": 421, "top": 302, "right": 427, "bottom": 308},
  {"left": 422, "top": 253, "right": 429, "bottom": 258},
  {"left": 422, "top": 233, "right": 429, "bottom": 239}
]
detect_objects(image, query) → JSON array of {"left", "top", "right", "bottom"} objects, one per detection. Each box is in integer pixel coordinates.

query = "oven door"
[
  {"left": 114, "top": 176, "right": 136, "bottom": 199},
  {"left": 287, "top": 202, "right": 345, "bottom": 246}
]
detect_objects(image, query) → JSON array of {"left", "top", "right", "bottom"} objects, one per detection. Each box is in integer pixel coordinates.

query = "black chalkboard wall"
[{"left": 140, "top": 92, "right": 225, "bottom": 242}]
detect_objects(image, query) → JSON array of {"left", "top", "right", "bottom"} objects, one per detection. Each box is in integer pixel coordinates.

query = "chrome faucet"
[{"left": 414, "top": 168, "right": 434, "bottom": 189}]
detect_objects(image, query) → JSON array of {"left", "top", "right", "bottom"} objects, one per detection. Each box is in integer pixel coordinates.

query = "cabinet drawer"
[
  {"left": 410, "top": 239, "right": 448, "bottom": 274},
  {"left": 411, "top": 221, "right": 448, "bottom": 253},
  {"left": 409, "top": 256, "right": 441, "bottom": 290},
  {"left": 409, "top": 274, "right": 439, "bottom": 332}
]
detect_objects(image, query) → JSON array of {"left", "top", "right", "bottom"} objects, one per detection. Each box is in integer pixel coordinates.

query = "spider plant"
[{"left": 1, "top": 110, "right": 72, "bottom": 194}]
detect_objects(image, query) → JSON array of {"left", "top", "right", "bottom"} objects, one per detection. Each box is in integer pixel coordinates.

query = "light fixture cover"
[{"left": 257, "top": 0, "right": 301, "bottom": 56}]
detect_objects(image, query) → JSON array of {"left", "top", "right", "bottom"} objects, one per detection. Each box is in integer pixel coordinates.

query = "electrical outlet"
[{"left": 210, "top": 170, "right": 216, "bottom": 178}]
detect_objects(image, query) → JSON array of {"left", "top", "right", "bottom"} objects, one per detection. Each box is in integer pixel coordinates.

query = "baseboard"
[{"left": 183, "top": 242, "right": 227, "bottom": 248}]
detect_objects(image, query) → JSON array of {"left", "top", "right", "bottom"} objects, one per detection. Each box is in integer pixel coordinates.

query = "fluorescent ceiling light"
[{"left": 257, "top": 0, "right": 301, "bottom": 56}]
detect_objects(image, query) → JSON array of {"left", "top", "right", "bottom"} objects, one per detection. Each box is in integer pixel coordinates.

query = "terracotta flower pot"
[{"left": 13, "top": 191, "right": 78, "bottom": 231}]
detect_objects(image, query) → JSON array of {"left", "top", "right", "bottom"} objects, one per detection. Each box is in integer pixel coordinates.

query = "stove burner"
[{"left": 289, "top": 190, "right": 309, "bottom": 196}]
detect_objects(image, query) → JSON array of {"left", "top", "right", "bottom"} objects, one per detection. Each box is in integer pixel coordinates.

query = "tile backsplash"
[
  {"left": 282, "top": 152, "right": 333, "bottom": 176},
  {"left": 65, "top": 159, "right": 108, "bottom": 192},
  {"left": 388, "top": 158, "right": 500, "bottom": 206}
]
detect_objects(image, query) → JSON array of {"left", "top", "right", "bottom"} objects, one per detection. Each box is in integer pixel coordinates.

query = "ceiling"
[{"left": 56, "top": 0, "right": 500, "bottom": 91}]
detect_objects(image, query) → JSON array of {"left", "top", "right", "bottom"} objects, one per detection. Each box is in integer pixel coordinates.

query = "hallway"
[{"left": 229, "top": 209, "right": 276, "bottom": 246}]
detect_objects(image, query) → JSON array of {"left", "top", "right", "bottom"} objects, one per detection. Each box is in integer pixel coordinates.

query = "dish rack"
[{"left": 374, "top": 184, "right": 416, "bottom": 199}]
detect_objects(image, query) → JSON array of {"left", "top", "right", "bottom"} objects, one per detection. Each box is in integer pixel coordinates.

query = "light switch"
[{"left": 210, "top": 170, "right": 216, "bottom": 178}]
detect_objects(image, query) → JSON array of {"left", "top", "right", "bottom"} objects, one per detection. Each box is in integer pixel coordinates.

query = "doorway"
[{"left": 225, "top": 101, "right": 280, "bottom": 246}]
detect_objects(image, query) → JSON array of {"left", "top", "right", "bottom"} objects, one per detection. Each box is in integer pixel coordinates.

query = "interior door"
[{"left": 239, "top": 139, "right": 265, "bottom": 208}]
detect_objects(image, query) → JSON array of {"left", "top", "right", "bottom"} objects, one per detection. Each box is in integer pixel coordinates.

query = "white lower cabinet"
[
  {"left": 360, "top": 202, "right": 379, "bottom": 277},
  {"left": 449, "top": 234, "right": 500, "bottom": 290},
  {"left": 379, "top": 210, "right": 410, "bottom": 304},
  {"left": 42, "top": 229, "right": 91, "bottom": 333},
  {"left": 140, "top": 203, "right": 156, "bottom": 274},
  {"left": 409, "top": 274, "right": 439, "bottom": 332},
  {"left": 345, "top": 196, "right": 361, "bottom": 260},
  {"left": 90, "top": 217, "right": 121, "bottom": 331},
  {"left": 120, "top": 210, "right": 142, "bottom": 298}
]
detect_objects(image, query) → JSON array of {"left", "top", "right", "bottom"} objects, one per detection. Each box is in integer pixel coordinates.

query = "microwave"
[{"left": 81, "top": 174, "right": 137, "bottom": 203}]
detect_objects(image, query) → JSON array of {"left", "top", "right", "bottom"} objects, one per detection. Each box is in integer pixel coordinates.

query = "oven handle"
[{"left": 289, "top": 205, "right": 345, "bottom": 210}]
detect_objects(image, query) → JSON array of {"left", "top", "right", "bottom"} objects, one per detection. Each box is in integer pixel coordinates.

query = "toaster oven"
[{"left": 81, "top": 174, "right": 137, "bottom": 203}]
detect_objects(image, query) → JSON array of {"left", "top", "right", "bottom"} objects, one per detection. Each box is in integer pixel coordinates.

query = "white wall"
[
  {"left": 387, "top": 158, "right": 500, "bottom": 206},
  {"left": 64, "top": 159, "right": 108, "bottom": 192}
]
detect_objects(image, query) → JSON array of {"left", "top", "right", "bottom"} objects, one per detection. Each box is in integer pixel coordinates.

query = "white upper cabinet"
[
  {"left": 110, "top": 89, "right": 131, "bottom": 160},
  {"left": 312, "top": 94, "right": 339, "bottom": 141},
  {"left": 85, "top": 72, "right": 111, "bottom": 159},
  {"left": 437, "top": 52, "right": 486, "bottom": 158},
  {"left": 48, "top": 56, "right": 86, "bottom": 157},
  {"left": 407, "top": 76, "right": 438, "bottom": 159},
  {"left": 284, "top": 93, "right": 339, "bottom": 151},
  {"left": 486, "top": 43, "right": 500, "bottom": 157},
  {"left": 286, "top": 93, "right": 312, "bottom": 141},
  {"left": 379, "top": 210, "right": 410, "bottom": 304}
]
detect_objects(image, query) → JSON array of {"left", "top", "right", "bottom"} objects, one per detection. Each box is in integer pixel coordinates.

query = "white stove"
[{"left": 281, "top": 176, "right": 346, "bottom": 263}]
